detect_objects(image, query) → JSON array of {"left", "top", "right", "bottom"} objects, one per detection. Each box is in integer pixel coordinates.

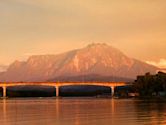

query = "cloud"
[{"left": 146, "top": 59, "right": 166, "bottom": 68}]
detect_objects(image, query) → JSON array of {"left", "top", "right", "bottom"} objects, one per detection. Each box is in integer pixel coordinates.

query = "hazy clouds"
[{"left": 0, "top": 0, "right": 166, "bottom": 65}]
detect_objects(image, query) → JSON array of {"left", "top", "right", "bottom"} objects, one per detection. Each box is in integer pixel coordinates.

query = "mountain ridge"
[{"left": 0, "top": 43, "right": 158, "bottom": 82}]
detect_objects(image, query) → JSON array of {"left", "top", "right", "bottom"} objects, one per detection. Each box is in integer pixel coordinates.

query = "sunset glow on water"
[{"left": 0, "top": 98, "right": 166, "bottom": 125}]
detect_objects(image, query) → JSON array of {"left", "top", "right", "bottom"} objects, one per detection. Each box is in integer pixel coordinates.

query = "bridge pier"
[
  {"left": 111, "top": 86, "right": 115, "bottom": 97},
  {"left": 2, "top": 86, "right": 6, "bottom": 98},
  {"left": 56, "top": 86, "right": 59, "bottom": 97}
]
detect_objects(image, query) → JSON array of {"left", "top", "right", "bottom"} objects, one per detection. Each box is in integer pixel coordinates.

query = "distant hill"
[
  {"left": 47, "top": 74, "right": 134, "bottom": 82},
  {"left": 0, "top": 43, "right": 158, "bottom": 82}
]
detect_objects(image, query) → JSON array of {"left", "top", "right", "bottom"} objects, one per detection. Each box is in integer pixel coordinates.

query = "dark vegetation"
[
  {"left": 114, "top": 86, "right": 134, "bottom": 98},
  {"left": 133, "top": 72, "right": 166, "bottom": 97}
]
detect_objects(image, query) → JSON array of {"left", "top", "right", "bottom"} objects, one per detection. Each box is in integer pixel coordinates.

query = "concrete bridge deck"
[{"left": 0, "top": 82, "right": 130, "bottom": 97}]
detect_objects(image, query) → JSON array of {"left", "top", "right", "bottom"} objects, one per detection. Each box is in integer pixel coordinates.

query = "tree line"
[{"left": 133, "top": 72, "right": 166, "bottom": 97}]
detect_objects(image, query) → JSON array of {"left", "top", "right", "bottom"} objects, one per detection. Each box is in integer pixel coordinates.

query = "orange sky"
[{"left": 0, "top": 0, "right": 166, "bottom": 67}]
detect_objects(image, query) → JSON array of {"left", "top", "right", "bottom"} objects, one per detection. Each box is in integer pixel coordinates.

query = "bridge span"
[{"left": 0, "top": 82, "right": 130, "bottom": 97}]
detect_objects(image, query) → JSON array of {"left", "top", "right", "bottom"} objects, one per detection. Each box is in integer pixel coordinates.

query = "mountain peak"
[{"left": 87, "top": 43, "right": 108, "bottom": 48}]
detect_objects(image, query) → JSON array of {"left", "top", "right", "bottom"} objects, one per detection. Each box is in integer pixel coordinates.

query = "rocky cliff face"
[{"left": 0, "top": 43, "right": 158, "bottom": 82}]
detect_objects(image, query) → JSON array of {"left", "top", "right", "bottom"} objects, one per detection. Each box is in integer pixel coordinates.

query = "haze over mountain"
[
  {"left": 0, "top": 43, "right": 158, "bottom": 82},
  {"left": 0, "top": 65, "right": 8, "bottom": 72}
]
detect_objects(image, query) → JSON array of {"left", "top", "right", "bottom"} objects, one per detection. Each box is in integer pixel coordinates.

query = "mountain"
[
  {"left": 0, "top": 65, "right": 8, "bottom": 72},
  {"left": 47, "top": 74, "right": 134, "bottom": 82},
  {"left": 0, "top": 43, "right": 158, "bottom": 82}
]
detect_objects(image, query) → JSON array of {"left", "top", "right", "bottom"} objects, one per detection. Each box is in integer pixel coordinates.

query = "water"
[{"left": 0, "top": 98, "right": 166, "bottom": 125}]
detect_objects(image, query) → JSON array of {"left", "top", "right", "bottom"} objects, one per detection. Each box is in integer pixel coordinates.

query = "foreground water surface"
[{"left": 0, "top": 98, "right": 166, "bottom": 125}]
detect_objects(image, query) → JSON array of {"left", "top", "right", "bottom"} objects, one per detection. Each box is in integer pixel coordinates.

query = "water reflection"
[
  {"left": 3, "top": 99, "right": 6, "bottom": 124},
  {"left": 134, "top": 100, "right": 166, "bottom": 125},
  {"left": 0, "top": 98, "right": 166, "bottom": 125}
]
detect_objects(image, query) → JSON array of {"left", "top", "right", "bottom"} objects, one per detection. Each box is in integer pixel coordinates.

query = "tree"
[{"left": 133, "top": 72, "right": 166, "bottom": 97}]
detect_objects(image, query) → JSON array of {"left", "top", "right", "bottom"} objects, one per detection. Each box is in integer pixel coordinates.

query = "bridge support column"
[
  {"left": 56, "top": 86, "right": 59, "bottom": 97},
  {"left": 3, "top": 86, "right": 7, "bottom": 98},
  {"left": 111, "top": 86, "right": 115, "bottom": 97}
]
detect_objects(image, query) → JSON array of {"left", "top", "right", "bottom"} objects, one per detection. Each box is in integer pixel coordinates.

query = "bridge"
[{"left": 0, "top": 82, "right": 130, "bottom": 97}]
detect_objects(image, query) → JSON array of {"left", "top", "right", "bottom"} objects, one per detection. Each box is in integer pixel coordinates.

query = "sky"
[{"left": 0, "top": 0, "right": 166, "bottom": 68}]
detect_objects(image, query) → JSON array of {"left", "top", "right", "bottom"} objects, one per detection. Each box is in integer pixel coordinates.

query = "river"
[{"left": 0, "top": 98, "right": 166, "bottom": 125}]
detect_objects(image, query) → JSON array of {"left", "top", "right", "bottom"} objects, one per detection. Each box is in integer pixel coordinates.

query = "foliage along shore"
[{"left": 131, "top": 71, "right": 166, "bottom": 98}]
